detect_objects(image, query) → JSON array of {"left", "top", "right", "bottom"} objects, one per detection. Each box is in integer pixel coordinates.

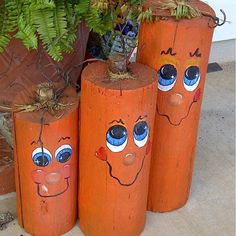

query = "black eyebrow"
[
  {"left": 58, "top": 137, "right": 71, "bottom": 142},
  {"left": 190, "top": 48, "right": 201, "bottom": 57},
  {"left": 161, "top": 48, "right": 177, "bottom": 56},
  {"left": 30, "top": 123, "right": 50, "bottom": 145},
  {"left": 135, "top": 115, "right": 147, "bottom": 123},
  {"left": 109, "top": 119, "right": 125, "bottom": 125}
]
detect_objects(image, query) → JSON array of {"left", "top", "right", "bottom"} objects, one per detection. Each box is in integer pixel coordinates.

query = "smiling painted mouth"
[
  {"left": 105, "top": 155, "right": 147, "bottom": 187},
  {"left": 156, "top": 99, "right": 198, "bottom": 126},
  {"left": 35, "top": 177, "right": 70, "bottom": 198}
]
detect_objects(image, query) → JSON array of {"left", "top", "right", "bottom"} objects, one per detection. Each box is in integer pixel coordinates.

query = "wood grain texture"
[
  {"left": 79, "top": 62, "right": 157, "bottom": 236},
  {"left": 13, "top": 86, "right": 79, "bottom": 236},
  {"left": 137, "top": 0, "right": 215, "bottom": 212}
]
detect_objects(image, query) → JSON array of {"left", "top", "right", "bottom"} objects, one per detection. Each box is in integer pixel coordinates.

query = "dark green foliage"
[
  {"left": 0, "top": 0, "right": 90, "bottom": 61},
  {"left": 81, "top": 0, "right": 149, "bottom": 58},
  {"left": 83, "top": 0, "right": 146, "bottom": 36},
  {"left": 0, "top": 0, "right": 150, "bottom": 60},
  {"left": 85, "top": 8, "right": 113, "bottom": 35}
]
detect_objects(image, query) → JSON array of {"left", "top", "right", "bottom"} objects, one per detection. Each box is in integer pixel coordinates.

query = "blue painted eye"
[
  {"left": 133, "top": 121, "right": 149, "bottom": 147},
  {"left": 55, "top": 145, "right": 72, "bottom": 163},
  {"left": 158, "top": 64, "right": 177, "bottom": 91},
  {"left": 32, "top": 148, "right": 52, "bottom": 167},
  {"left": 183, "top": 66, "right": 200, "bottom": 91},
  {"left": 106, "top": 125, "right": 128, "bottom": 152}
]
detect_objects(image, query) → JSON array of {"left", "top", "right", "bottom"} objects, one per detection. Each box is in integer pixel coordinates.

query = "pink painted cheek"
[
  {"left": 146, "top": 140, "right": 152, "bottom": 155},
  {"left": 95, "top": 147, "right": 107, "bottom": 161},
  {"left": 194, "top": 88, "right": 202, "bottom": 102},
  {"left": 31, "top": 169, "right": 46, "bottom": 183},
  {"left": 62, "top": 164, "right": 71, "bottom": 178}
]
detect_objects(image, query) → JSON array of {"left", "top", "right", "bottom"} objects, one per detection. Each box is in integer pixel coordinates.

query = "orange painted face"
[
  {"left": 31, "top": 139, "right": 72, "bottom": 198},
  {"left": 95, "top": 115, "right": 151, "bottom": 186},
  {"left": 27, "top": 121, "right": 77, "bottom": 198},
  {"left": 156, "top": 46, "right": 203, "bottom": 126}
]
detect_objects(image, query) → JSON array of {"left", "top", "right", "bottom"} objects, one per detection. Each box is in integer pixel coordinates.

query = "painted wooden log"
[
  {"left": 13, "top": 86, "right": 79, "bottom": 236},
  {"left": 79, "top": 61, "right": 157, "bottom": 236},
  {"left": 137, "top": 0, "right": 215, "bottom": 212}
]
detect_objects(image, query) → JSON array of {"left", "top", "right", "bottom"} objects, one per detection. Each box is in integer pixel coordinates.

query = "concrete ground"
[{"left": 0, "top": 62, "right": 235, "bottom": 236}]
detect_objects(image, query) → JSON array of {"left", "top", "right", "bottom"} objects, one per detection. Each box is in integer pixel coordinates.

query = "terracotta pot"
[
  {"left": 0, "top": 22, "right": 89, "bottom": 104},
  {"left": 137, "top": 0, "right": 215, "bottom": 212},
  {"left": 13, "top": 86, "right": 79, "bottom": 236},
  {"left": 79, "top": 62, "right": 157, "bottom": 235}
]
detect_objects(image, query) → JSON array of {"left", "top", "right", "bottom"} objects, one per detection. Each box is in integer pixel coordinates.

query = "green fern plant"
[
  {"left": 0, "top": 0, "right": 204, "bottom": 61},
  {"left": 80, "top": 0, "right": 152, "bottom": 59},
  {"left": 82, "top": 0, "right": 150, "bottom": 36},
  {"left": 0, "top": 0, "right": 90, "bottom": 61}
]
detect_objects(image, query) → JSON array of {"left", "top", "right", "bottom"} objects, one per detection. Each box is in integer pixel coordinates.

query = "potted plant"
[
  {"left": 137, "top": 0, "right": 225, "bottom": 212},
  {"left": 78, "top": 1, "right": 158, "bottom": 235}
]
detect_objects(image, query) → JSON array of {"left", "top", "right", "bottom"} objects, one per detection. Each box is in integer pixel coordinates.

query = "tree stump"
[
  {"left": 13, "top": 85, "right": 79, "bottom": 236},
  {"left": 79, "top": 61, "right": 157, "bottom": 235},
  {"left": 137, "top": 0, "right": 215, "bottom": 212}
]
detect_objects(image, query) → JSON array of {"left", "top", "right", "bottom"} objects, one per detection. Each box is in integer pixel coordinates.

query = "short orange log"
[
  {"left": 137, "top": 1, "right": 215, "bottom": 212},
  {"left": 13, "top": 86, "right": 79, "bottom": 236},
  {"left": 79, "top": 62, "right": 157, "bottom": 235}
]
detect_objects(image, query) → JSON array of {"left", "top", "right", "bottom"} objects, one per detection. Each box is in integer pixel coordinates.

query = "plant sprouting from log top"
[
  {"left": 80, "top": 0, "right": 153, "bottom": 75},
  {"left": 150, "top": 0, "right": 202, "bottom": 20},
  {"left": 139, "top": 0, "right": 226, "bottom": 26}
]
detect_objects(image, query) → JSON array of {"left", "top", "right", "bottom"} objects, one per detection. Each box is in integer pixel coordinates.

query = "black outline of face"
[
  {"left": 96, "top": 116, "right": 150, "bottom": 187},
  {"left": 31, "top": 137, "right": 72, "bottom": 198}
]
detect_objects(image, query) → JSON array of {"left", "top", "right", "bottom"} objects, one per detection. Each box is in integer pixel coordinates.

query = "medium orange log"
[
  {"left": 137, "top": 0, "right": 215, "bottom": 212},
  {"left": 79, "top": 62, "right": 157, "bottom": 236},
  {"left": 13, "top": 86, "right": 79, "bottom": 236}
]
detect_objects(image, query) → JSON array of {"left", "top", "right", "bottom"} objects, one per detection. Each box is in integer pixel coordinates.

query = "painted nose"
[
  {"left": 45, "top": 172, "right": 61, "bottom": 185},
  {"left": 123, "top": 152, "right": 136, "bottom": 166},
  {"left": 168, "top": 93, "right": 184, "bottom": 106}
]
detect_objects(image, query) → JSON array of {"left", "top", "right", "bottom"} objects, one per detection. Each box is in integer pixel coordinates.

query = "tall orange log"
[
  {"left": 13, "top": 86, "right": 79, "bottom": 236},
  {"left": 137, "top": 0, "right": 215, "bottom": 212},
  {"left": 79, "top": 61, "right": 157, "bottom": 236}
]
